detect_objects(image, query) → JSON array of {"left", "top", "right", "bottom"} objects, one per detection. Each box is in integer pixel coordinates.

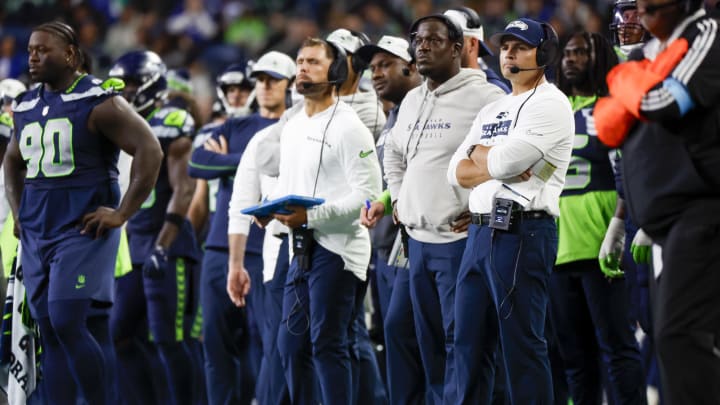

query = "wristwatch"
[{"left": 466, "top": 144, "right": 477, "bottom": 159}]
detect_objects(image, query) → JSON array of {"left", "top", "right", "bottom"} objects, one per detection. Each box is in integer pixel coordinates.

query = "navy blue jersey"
[
  {"left": 12, "top": 74, "right": 120, "bottom": 235},
  {"left": 127, "top": 105, "right": 195, "bottom": 234},
  {"left": 127, "top": 103, "right": 198, "bottom": 264},
  {"left": 189, "top": 114, "right": 276, "bottom": 252},
  {"left": 561, "top": 96, "right": 616, "bottom": 197}
]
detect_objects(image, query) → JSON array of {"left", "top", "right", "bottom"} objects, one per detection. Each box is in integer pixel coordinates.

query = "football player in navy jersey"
[
  {"left": 549, "top": 31, "right": 646, "bottom": 405},
  {"left": 4, "top": 21, "right": 162, "bottom": 404},
  {"left": 108, "top": 50, "right": 200, "bottom": 405}
]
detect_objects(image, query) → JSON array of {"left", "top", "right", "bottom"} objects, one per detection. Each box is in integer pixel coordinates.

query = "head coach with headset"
[
  {"left": 266, "top": 37, "right": 382, "bottom": 405},
  {"left": 447, "top": 18, "right": 574, "bottom": 404},
  {"left": 594, "top": 0, "right": 720, "bottom": 401},
  {"left": 382, "top": 13, "right": 505, "bottom": 404}
]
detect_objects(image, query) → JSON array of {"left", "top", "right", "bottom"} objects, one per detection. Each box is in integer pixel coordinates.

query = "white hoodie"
[{"left": 384, "top": 68, "right": 505, "bottom": 243}]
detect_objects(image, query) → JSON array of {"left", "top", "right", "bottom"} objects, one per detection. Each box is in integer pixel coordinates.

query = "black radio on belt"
[
  {"left": 490, "top": 197, "right": 516, "bottom": 231},
  {"left": 292, "top": 226, "right": 316, "bottom": 271}
]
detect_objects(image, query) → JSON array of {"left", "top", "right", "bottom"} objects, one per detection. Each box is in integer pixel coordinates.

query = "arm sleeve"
[
  {"left": 228, "top": 135, "right": 262, "bottom": 236},
  {"left": 503, "top": 95, "right": 572, "bottom": 162},
  {"left": 188, "top": 121, "right": 242, "bottom": 179},
  {"left": 256, "top": 103, "right": 302, "bottom": 177},
  {"left": 641, "top": 19, "right": 720, "bottom": 120},
  {"left": 306, "top": 120, "right": 383, "bottom": 229},
  {"left": 447, "top": 111, "right": 486, "bottom": 187},
  {"left": 486, "top": 139, "right": 543, "bottom": 179},
  {"left": 382, "top": 123, "right": 406, "bottom": 202}
]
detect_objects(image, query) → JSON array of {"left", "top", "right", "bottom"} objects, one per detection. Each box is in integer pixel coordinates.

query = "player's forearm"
[
  {"left": 156, "top": 178, "right": 196, "bottom": 248},
  {"left": 117, "top": 146, "right": 162, "bottom": 221},
  {"left": 4, "top": 157, "right": 25, "bottom": 221},
  {"left": 188, "top": 149, "right": 242, "bottom": 179},
  {"left": 187, "top": 179, "right": 209, "bottom": 235}
]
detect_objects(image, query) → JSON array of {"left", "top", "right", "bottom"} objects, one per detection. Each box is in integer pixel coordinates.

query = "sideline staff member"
[
  {"left": 448, "top": 18, "right": 573, "bottom": 404},
  {"left": 235, "top": 38, "right": 381, "bottom": 405}
]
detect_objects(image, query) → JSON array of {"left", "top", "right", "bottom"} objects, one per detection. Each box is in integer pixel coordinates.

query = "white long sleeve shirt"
[
  {"left": 228, "top": 125, "right": 286, "bottom": 282},
  {"left": 271, "top": 100, "right": 382, "bottom": 281},
  {"left": 447, "top": 82, "right": 574, "bottom": 216}
]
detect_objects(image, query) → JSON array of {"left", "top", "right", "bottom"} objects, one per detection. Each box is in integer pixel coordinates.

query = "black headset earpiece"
[
  {"left": 536, "top": 22, "right": 560, "bottom": 68},
  {"left": 451, "top": 6, "right": 482, "bottom": 29},
  {"left": 326, "top": 40, "right": 349, "bottom": 88},
  {"left": 349, "top": 30, "right": 371, "bottom": 74},
  {"left": 402, "top": 67, "right": 411, "bottom": 76}
]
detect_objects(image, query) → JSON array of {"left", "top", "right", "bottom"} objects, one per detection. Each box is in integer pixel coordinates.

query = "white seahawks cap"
[
  {"left": 326, "top": 28, "right": 365, "bottom": 54},
  {"left": 251, "top": 51, "right": 296, "bottom": 80},
  {"left": 356, "top": 36, "right": 413, "bottom": 65},
  {"left": 444, "top": 9, "right": 494, "bottom": 56}
]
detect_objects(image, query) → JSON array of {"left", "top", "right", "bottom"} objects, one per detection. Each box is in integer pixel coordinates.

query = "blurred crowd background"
[{"left": 1, "top": 0, "right": 718, "bottom": 122}]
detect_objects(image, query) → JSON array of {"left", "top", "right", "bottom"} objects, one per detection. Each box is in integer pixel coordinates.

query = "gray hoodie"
[
  {"left": 384, "top": 68, "right": 505, "bottom": 243},
  {"left": 339, "top": 90, "right": 386, "bottom": 141}
]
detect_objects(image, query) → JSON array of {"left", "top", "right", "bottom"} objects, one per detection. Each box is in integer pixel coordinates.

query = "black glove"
[{"left": 143, "top": 245, "right": 168, "bottom": 280}]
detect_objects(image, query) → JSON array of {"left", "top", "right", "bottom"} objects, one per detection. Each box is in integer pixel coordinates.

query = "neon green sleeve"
[
  {"left": 0, "top": 216, "right": 18, "bottom": 278},
  {"left": 114, "top": 228, "right": 133, "bottom": 278},
  {"left": 375, "top": 189, "right": 393, "bottom": 216}
]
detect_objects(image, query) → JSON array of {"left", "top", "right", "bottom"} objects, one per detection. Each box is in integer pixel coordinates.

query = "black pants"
[{"left": 655, "top": 217, "right": 720, "bottom": 405}]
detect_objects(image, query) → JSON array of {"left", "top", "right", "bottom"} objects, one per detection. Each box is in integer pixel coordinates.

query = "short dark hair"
[
  {"left": 558, "top": 31, "right": 618, "bottom": 97},
  {"left": 299, "top": 38, "right": 336, "bottom": 62}
]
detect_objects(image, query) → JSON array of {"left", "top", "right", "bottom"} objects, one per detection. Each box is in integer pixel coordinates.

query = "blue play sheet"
[{"left": 241, "top": 195, "right": 325, "bottom": 217}]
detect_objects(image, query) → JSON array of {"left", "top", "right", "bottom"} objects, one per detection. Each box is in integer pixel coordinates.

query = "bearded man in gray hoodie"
[{"left": 381, "top": 14, "right": 505, "bottom": 405}]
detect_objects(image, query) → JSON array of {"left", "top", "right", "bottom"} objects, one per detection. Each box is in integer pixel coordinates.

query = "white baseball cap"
[
  {"left": 251, "top": 51, "right": 296, "bottom": 80},
  {"left": 444, "top": 9, "right": 494, "bottom": 56},
  {"left": 326, "top": 28, "right": 365, "bottom": 54},
  {"left": 356, "top": 36, "right": 413, "bottom": 64}
]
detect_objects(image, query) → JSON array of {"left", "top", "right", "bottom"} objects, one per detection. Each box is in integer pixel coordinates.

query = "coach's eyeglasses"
[{"left": 410, "top": 34, "right": 449, "bottom": 49}]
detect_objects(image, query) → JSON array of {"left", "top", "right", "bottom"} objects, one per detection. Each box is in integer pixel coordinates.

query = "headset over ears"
[
  {"left": 326, "top": 40, "right": 349, "bottom": 88},
  {"left": 451, "top": 6, "right": 482, "bottom": 29},
  {"left": 349, "top": 30, "right": 371, "bottom": 74},
  {"left": 536, "top": 22, "right": 560, "bottom": 68}
]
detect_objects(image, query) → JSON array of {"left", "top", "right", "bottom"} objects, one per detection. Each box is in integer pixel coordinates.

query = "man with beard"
[
  {"left": 238, "top": 38, "right": 382, "bottom": 405},
  {"left": 548, "top": 31, "right": 646, "bottom": 405}
]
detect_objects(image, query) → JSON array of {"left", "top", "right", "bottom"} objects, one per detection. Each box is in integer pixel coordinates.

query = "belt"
[{"left": 471, "top": 210, "right": 552, "bottom": 226}]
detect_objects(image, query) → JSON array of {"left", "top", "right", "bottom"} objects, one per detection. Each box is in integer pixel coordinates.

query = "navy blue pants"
[
  {"left": 407, "top": 237, "right": 465, "bottom": 405},
  {"left": 374, "top": 249, "right": 396, "bottom": 322},
  {"left": 277, "top": 243, "right": 360, "bottom": 405},
  {"left": 455, "top": 219, "right": 556, "bottom": 405},
  {"left": 548, "top": 260, "right": 645, "bottom": 405},
  {"left": 349, "top": 281, "right": 388, "bottom": 405},
  {"left": 383, "top": 261, "right": 426, "bottom": 405},
  {"left": 257, "top": 236, "right": 291, "bottom": 405},
  {"left": 200, "top": 249, "right": 263, "bottom": 405}
]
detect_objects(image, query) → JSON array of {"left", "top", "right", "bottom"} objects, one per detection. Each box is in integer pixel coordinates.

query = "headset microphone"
[
  {"left": 301, "top": 80, "right": 338, "bottom": 89},
  {"left": 509, "top": 65, "right": 546, "bottom": 74}
]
